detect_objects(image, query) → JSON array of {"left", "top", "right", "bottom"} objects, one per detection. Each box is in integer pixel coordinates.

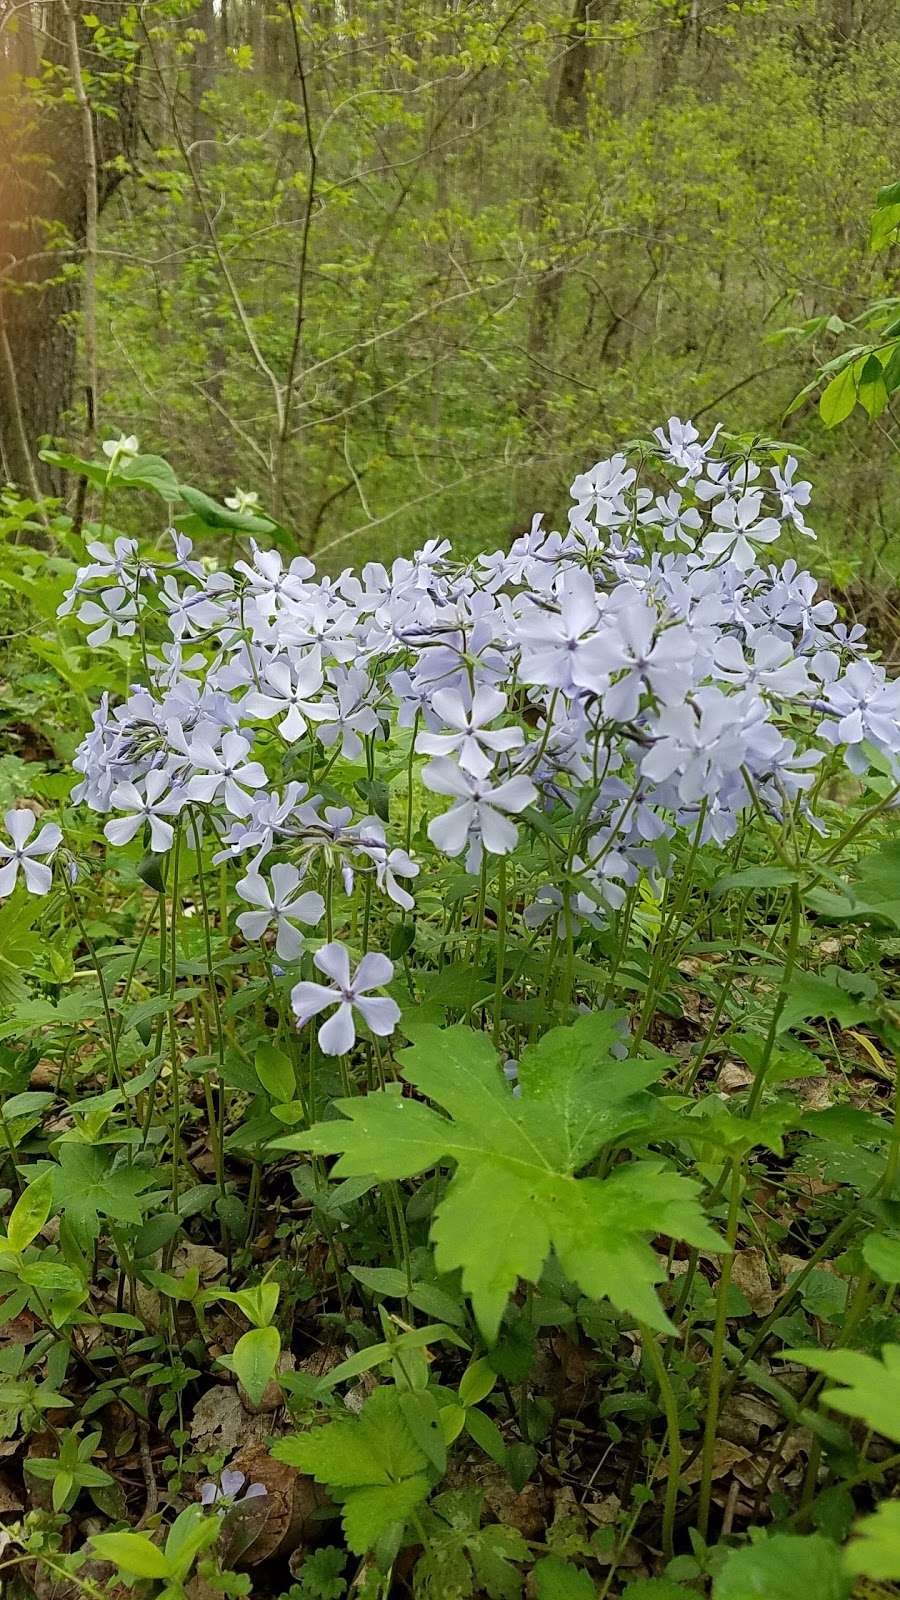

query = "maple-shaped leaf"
[
  {"left": 277, "top": 1017, "right": 719, "bottom": 1339},
  {"left": 273, "top": 1385, "right": 432, "bottom": 1556},
  {"left": 788, "top": 1344, "right": 900, "bottom": 1442},
  {"left": 50, "top": 1146, "right": 162, "bottom": 1246}
]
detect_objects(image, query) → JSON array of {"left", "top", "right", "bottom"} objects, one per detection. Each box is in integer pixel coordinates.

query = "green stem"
[
  {"left": 492, "top": 857, "right": 507, "bottom": 1047},
  {"left": 698, "top": 1157, "right": 742, "bottom": 1540},
  {"left": 167, "top": 826, "right": 183, "bottom": 1213},
  {"left": 641, "top": 1324, "right": 681, "bottom": 1560}
]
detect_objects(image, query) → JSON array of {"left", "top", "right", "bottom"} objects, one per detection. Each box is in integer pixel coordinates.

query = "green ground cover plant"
[{"left": 0, "top": 419, "right": 898, "bottom": 1600}]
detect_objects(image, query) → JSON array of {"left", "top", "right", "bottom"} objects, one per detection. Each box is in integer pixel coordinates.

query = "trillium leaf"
[{"left": 281, "top": 1021, "right": 719, "bottom": 1339}]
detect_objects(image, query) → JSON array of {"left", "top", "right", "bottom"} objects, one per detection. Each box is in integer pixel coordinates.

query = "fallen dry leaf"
[
  {"left": 731, "top": 1247, "right": 775, "bottom": 1316},
  {"left": 222, "top": 1441, "right": 327, "bottom": 1567}
]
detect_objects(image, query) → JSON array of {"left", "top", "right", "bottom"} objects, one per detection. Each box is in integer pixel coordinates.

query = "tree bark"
[
  {"left": 0, "top": 0, "right": 138, "bottom": 494},
  {"left": 516, "top": 0, "right": 594, "bottom": 521}
]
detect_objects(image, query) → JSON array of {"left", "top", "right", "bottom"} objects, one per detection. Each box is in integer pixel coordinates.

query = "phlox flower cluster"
[{"left": 42, "top": 419, "right": 900, "bottom": 1052}]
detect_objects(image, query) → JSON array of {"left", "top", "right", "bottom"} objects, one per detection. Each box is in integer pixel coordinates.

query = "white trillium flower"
[
  {"left": 291, "top": 942, "right": 400, "bottom": 1055},
  {"left": 101, "top": 433, "right": 140, "bottom": 466},
  {"left": 0, "top": 809, "right": 62, "bottom": 897},
  {"left": 225, "top": 488, "right": 261, "bottom": 514}
]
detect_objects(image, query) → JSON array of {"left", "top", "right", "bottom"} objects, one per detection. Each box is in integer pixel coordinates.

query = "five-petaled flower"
[
  {"left": 291, "top": 942, "right": 400, "bottom": 1055},
  {"left": 236, "top": 864, "right": 325, "bottom": 959},
  {"left": 0, "top": 809, "right": 62, "bottom": 897}
]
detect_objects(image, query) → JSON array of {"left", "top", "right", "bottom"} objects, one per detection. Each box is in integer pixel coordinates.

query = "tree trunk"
[
  {"left": 0, "top": 0, "right": 138, "bottom": 495},
  {"left": 516, "top": 0, "right": 593, "bottom": 523}
]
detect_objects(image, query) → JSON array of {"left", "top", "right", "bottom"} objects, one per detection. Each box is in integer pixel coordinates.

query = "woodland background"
[{"left": 1, "top": 0, "right": 899, "bottom": 574}]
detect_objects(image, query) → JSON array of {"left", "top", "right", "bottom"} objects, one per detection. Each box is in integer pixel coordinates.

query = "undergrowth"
[{"left": 0, "top": 424, "right": 898, "bottom": 1600}]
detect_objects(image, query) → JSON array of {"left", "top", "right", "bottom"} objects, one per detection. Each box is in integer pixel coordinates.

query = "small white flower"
[
  {"left": 424, "top": 757, "right": 536, "bottom": 870},
  {"left": 291, "top": 942, "right": 400, "bottom": 1055},
  {"left": 417, "top": 685, "right": 524, "bottom": 779},
  {"left": 225, "top": 488, "right": 261, "bottom": 514},
  {"left": 0, "top": 809, "right": 62, "bottom": 897},
  {"left": 104, "top": 769, "right": 184, "bottom": 854},
  {"left": 101, "top": 433, "right": 140, "bottom": 466},
  {"left": 235, "top": 864, "right": 324, "bottom": 960}
]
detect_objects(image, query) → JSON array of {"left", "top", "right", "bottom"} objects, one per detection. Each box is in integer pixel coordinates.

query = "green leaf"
[
  {"left": 50, "top": 1146, "right": 160, "bottom": 1245},
  {"left": 177, "top": 482, "right": 279, "bottom": 534},
  {"left": 713, "top": 1533, "right": 849, "bottom": 1600},
  {"left": 89, "top": 1530, "right": 171, "bottom": 1579},
  {"left": 255, "top": 1042, "right": 295, "bottom": 1102},
  {"left": 862, "top": 1233, "right": 900, "bottom": 1283},
  {"left": 778, "top": 971, "right": 875, "bottom": 1034},
  {"left": 227, "top": 1324, "right": 280, "bottom": 1407},
  {"left": 787, "top": 1345, "right": 900, "bottom": 1442},
  {"left": 842, "top": 839, "right": 900, "bottom": 927},
  {"left": 819, "top": 364, "right": 857, "bottom": 427},
  {"left": 6, "top": 1170, "right": 54, "bottom": 1252},
  {"left": 350, "top": 1265, "right": 411, "bottom": 1297},
  {"left": 465, "top": 1404, "right": 507, "bottom": 1466},
  {"left": 533, "top": 1556, "right": 596, "bottom": 1600},
  {"left": 342, "top": 1478, "right": 430, "bottom": 1556},
  {"left": 273, "top": 1385, "right": 431, "bottom": 1555},
  {"left": 458, "top": 1357, "right": 496, "bottom": 1408},
  {"left": 416, "top": 1490, "right": 529, "bottom": 1600},
  {"left": 844, "top": 1501, "right": 900, "bottom": 1579},
  {"left": 278, "top": 1021, "right": 714, "bottom": 1339},
  {"left": 399, "top": 1390, "right": 446, "bottom": 1475},
  {"left": 856, "top": 352, "right": 889, "bottom": 419},
  {"left": 163, "top": 1504, "right": 220, "bottom": 1576}
]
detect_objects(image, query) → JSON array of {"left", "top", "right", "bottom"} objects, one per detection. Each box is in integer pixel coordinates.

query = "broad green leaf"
[
  {"left": 818, "top": 363, "right": 857, "bottom": 427},
  {"left": 7, "top": 1170, "right": 54, "bottom": 1252},
  {"left": 464, "top": 1404, "right": 506, "bottom": 1466},
  {"left": 89, "top": 1530, "right": 171, "bottom": 1578},
  {"left": 778, "top": 971, "right": 875, "bottom": 1033},
  {"left": 840, "top": 839, "right": 900, "bottom": 927},
  {"left": 18, "top": 1262, "right": 84, "bottom": 1294},
  {"left": 277, "top": 1022, "right": 712, "bottom": 1338},
  {"left": 50, "top": 1147, "right": 161, "bottom": 1245},
  {"left": 177, "top": 483, "right": 279, "bottom": 534},
  {"left": 788, "top": 1345, "right": 900, "bottom": 1441},
  {"left": 227, "top": 1324, "right": 280, "bottom": 1407},
  {"left": 857, "top": 351, "right": 889, "bottom": 418},
  {"left": 416, "top": 1489, "right": 529, "bottom": 1600},
  {"left": 713, "top": 1533, "right": 850, "bottom": 1600},
  {"left": 164, "top": 1504, "right": 221, "bottom": 1575},
  {"left": 515, "top": 1011, "right": 662, "bottom": 1169},
  {"left": 871, "top": 197, "right": 900, "bottom": 250},
  {"left": 116, "top": 453, "right": 181, "bottom": 500},
  {"left": 533, "top": 1555, "right": 596, "bottom": 1600},
  {"left": 274, "top": 1384, "right": 428, "bottom": 1487},
  {"left": 458, "top": 1357, "right": 496, "bottom": 1408},
  {"left": 255, "top": 1042, "right": 295, "bottom": 1102},
  {"left": 844, "top": 1501, "right": 900, "bottom": 1579},
  {"left": 862, "top": 1232, "right": 900, "bottom": 1283},
  {"left": 350, "top": 1265, "right": 410, "bottom": 1297}
]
